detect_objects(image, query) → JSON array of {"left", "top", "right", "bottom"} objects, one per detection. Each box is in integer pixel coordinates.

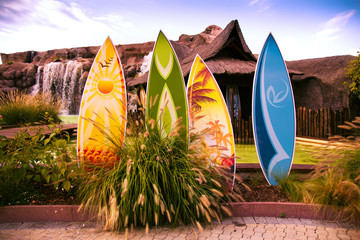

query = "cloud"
[
  {"left": 316, "top": 9, "right": 356, "bottom": 41},
  {"left": 0, "top": 0, "right": 134, "bottom": 53},
  {"left": 249, "top": 0, "right": 271, "bottom": 12}
]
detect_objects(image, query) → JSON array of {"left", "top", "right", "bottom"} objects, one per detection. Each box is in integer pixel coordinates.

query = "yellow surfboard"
[
  {"left": 77, "top": 36, "right": 127, "bottom": 168},
  {"left": 187, "top": 54, "right": 235, "bottom": 170}
]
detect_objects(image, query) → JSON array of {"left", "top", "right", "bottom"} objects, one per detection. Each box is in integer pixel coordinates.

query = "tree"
[{"left": 344, "top": 52, "right": 360, "bottom": 99}]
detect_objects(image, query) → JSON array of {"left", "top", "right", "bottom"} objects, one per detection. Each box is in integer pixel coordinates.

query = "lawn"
[
  {"left": 59, "top": 115, "right": 78, "bottom": 124},
  {"left": 236, "top": 143, "right": 322, "bottom": 165}
]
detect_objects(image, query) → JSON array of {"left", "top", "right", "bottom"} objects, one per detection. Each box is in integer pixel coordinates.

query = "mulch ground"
[{"left": 1, "top": 172, "right": 290, "bottom": 206}]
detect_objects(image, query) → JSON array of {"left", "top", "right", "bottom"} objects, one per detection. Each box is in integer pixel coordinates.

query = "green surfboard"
[{"left": 146, "top": 31, "right": 188, "bottom": 143}]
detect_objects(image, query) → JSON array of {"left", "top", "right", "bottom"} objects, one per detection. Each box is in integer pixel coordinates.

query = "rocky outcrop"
[
  {"left": 0, "top": 24, "right": 222, "bottom": 113},
  {"left": 0, "top": 62, "right": 38, "bottom": 91},
  {"left": 0, "top": 24, "right": 221, "bottom": 94},
  {"left": 178, "top": 25, "right": 222, "bottom": 49}
]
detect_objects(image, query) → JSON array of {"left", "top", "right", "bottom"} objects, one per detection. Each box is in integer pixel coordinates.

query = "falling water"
[
  {"left": 61, "top": 61, "right": 84, "bottom": 114},
  {"left": 33, "top": 60, "right": 86, "bottom": 114},
  {"left": 30, "top": 66, "right": 42, "bottom": 95},
  {"left": 139, "top": 51, "right": 153, "bottom": 76}
]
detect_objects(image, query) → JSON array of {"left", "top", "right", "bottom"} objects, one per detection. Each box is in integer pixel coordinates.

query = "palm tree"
[{"left": 188, "top": 81, "right": 216, "bottom": 111}]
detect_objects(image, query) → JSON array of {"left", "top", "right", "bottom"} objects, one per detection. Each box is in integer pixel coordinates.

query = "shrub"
[
  {"left": 280, "top": 118, "right": 360, "bottom": 223},
  {"left": 0, "top": 123, "right": 81, "bottom": 205},
  {"left": 0, "top": 90, "right": 62, "bottom": 125},
  {"left": 78, "top": 103, "right": 245, "bottom": 232}
]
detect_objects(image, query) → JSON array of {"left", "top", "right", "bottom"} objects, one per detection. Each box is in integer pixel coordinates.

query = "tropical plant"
[
  {"left": 344, "top": 52, "right": 360, "bottom": 99},
  {"left": 0, "top": 121, "right": 80, "bottom": 206},
  {"left": 77, "top": 97, "right": 246, "bottom": 233},
  {"left": 0, "top": 90, "right": 62, "bottom": 126}
]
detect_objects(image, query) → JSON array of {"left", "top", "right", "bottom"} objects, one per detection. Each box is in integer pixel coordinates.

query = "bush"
[
  {"left": 279, "top": 118, "right": 360, "bottom": 223},
  {"left": 77, "top": 106, "right": 245, "bottom": 233},
  {"left": 0, "top": 90, "right": 62, "bottom": 126},
  {"left": 0, "top": 123, "right": 81, "bottom": 205}
]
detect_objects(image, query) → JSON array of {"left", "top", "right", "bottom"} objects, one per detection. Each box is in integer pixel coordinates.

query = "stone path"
[{"left": 0, "top": 217, "right": 359, "bottom": 240}]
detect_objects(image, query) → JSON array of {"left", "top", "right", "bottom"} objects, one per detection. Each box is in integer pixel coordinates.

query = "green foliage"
[
  {"left": 278, "top": 174, "right": 310, "bottom": 203},
  {"left": 0, "top": 90, "right": 62, "bottom": 126},
  {"left": 0, "top": 123, "right": 81, "bottom": 206},
  {"left": 78, "top": 110, "right": 245, "bottom": 232},
  {"left": 279, "top": 119, "right": 360, "bottom": 223},
  {"left": 6, "top": 61, "right": 13, "bottom": 65},
  {"left": 344, "top": 52, "right": 360, "bottom": 99}
]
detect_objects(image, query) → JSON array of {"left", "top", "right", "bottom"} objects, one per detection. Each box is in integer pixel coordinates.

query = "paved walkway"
[{"left": 0, "top": 217, "right": 359, "bottom": 240}]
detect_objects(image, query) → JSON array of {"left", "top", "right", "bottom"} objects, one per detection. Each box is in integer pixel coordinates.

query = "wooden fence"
[
  {"left": 129, "top": 103, "right": 351, "bottom": 143},
  {"left": 231, "top": 107, "right": 351, "bottom": 144},
  {"left": 296, "top": 106, "right": 350, "bottom": 138}
]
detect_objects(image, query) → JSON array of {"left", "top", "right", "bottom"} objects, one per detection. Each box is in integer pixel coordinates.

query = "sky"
[{"left": 0, "top": 0, "right": 359, "bottom": 61}]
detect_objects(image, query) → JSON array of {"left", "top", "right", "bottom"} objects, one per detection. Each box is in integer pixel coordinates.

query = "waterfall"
[
  {"left": 139, "top": 51, "right": 153, "bottom": 76},
  {"left": 61, "top": 61, "right": 84, "bottom": 114},
  {"left": 31, "top": 66, "right": 42, "bottom": 95},
  {"left": 42, "top": 62, "right": 66, "bottom": 100},
  {"left": 36, "top": 60, "right": 86, "bottom": 115}
]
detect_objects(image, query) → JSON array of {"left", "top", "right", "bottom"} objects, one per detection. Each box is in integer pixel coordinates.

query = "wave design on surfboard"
[
  {"left": 146, "top": 31, "right": 188, "bottom": 143},
  {"left": 252, "top": 33, "right": 296, "bottom": 185},
  {"left": 77, "top": 36, "right": 127, "bottom": 168}
]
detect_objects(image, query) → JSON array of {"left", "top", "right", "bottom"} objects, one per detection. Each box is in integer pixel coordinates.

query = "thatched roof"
[
  {"left": 287, "top": 55, "right": 355, "bottom": 110},
  {"left": 128, "top": 20, "right": 259, "bottom": 87},
  {"left": 287, "top": 55, "right": 355, "bottom": 86},
  {"left": 180, "top": 20, "right": 257, "bottom": 75},
  {"left": 127, "top": 19, "right": 304, "bottom": 87}
]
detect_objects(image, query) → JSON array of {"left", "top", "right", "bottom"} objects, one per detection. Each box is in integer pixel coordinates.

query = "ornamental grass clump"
[
  {"left": 0, "top": 90, "right": 62, "bottom": 126},
  {"left": 279, "top": 117, "right": 360, "bottom": 223},
  {"left": 78, "top": 103, "right": 245, "bottom": 233}
]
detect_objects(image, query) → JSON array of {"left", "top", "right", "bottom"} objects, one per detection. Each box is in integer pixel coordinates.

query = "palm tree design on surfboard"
[{"left": 187, "top": 54, "right": 236, "bottom": 174}]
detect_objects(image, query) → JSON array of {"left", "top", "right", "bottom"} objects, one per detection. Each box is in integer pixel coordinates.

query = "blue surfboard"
[{"left": 252, "top": 33, "right": 296, "bottom": 185}]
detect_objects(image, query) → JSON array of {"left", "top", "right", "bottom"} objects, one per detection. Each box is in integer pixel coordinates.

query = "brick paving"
[{"left": 0, "top": 217, "right": 359, "bottom": 240}]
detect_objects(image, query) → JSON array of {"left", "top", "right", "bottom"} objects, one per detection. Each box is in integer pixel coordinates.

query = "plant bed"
[
  {"left": 0, "top": 182, "right": 78, "bottom": 206},
  {"left": 0, "top": 172, "right": 294, "bottom": 206}
]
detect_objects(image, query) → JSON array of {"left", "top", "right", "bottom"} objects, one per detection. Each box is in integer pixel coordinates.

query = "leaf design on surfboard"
[
  {"left": 155, "top": 52, "right": 173, "bottom": 79},
  {"left": 252, "top": 33, "right": 295, "bottom": 185},
  {"left": 158, "top": 84, "right": 177, "bottom": 137}
]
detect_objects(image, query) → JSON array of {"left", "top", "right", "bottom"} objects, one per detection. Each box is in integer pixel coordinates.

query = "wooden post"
[
  {"left": 249, "top": 115, "right": 253, "bottom": 144},
  {"left": 238, "top": 110, "right": 242, "bottom": 143},
  {"left": 320, "top": 108, "right": 324, "bottom": 138},
  {"left": 230, "top": 87, "right": 234, "bottom": 125}
]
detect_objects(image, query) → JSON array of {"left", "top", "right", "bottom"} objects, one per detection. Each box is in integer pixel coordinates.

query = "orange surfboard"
[{"left": 77, "top": 37, "right": 127, "bottom": 168}]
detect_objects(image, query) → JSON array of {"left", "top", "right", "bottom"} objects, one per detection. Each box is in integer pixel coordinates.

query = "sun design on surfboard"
[{"left": 78, "top": 37, "right": 127, "bottom": 168}]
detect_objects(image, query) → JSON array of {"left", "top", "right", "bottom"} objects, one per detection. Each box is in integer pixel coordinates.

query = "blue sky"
[{"left": 0, "top": 0, "right": 359, "bottom": 60}]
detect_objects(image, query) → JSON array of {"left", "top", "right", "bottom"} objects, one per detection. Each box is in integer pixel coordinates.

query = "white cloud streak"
[
  {"left": 316, "top": 9, "right": 356, "bottom": 41},
  {"left": 0, "top": 0, "right": 133, "bottom": 53},
  {"left": 248, "top": 0, "right": 271, "bottom": 12}
]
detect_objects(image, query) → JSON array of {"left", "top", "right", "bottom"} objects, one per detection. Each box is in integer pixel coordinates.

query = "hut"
[
  {"left": 127, "top": 20, "right": 358, "bottom": 136},
  {"left": 128, "top": 20, "right": 302, "bottom": 120}
]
